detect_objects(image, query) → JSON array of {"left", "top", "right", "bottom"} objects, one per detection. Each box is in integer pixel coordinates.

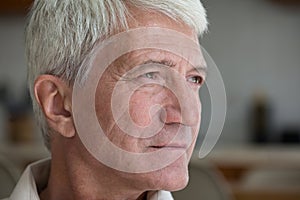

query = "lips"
[
  {"left": 146, "top": 124, "right": 193, "bottom": 151},
  {"left": 150, "top": 143, "right": 188, "bottom": 149}
]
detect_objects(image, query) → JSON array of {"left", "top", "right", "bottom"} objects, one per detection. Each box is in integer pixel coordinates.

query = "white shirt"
[{"left": 3, "top": 158, "right": 173, "bottom": 200}]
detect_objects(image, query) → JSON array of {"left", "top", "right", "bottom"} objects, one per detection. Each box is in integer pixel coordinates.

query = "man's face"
[{"left": 92, "top": 10, "right": 206, "bottom": 191}]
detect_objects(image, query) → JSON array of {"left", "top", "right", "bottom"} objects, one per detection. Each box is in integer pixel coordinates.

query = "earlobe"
[{"left": 34, "top": 75, "right": 75, "bottom": 138}]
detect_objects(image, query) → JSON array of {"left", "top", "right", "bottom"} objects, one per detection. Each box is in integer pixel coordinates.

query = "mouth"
[
  {"left": 146, "top": 125, "right": 193, "bottom": 151},
  {"left": 149, "top": 143, "right": 188, "bottom": 150}
]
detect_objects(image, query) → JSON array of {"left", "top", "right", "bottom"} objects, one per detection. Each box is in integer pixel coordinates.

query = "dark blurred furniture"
[
  {"left": 235, "top": 167, "right": 300, "bottom": 200},
  {"left": 205, "top": 145, "right": 300, "bottom": 200}
]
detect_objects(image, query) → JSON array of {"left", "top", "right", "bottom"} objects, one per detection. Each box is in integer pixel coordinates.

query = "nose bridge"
[{"left": 163, "top": 72, "right": 200, "bottom": 126}]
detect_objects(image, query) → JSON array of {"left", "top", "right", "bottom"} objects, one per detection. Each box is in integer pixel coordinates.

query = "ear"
[{"left": 34, "top": 75, "right": 75, "bottom": 138}]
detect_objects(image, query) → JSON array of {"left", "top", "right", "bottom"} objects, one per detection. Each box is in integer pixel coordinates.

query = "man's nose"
[{"left": 159, "top": 78, "right": 201, "bottom": 127}]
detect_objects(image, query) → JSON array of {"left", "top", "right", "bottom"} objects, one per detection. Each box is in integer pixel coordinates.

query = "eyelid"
[
  {"left": 188, "top": 67, "right": 207, "bottom": 80},
  {"left": 188, "top": 69, "right": 206, "bottom": 81},
  {"left": 125, "top": 64, "right": 163, "bottom": 78}
]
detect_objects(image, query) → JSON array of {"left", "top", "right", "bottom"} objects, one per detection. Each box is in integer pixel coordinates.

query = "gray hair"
[{"left": 25, "top": 0, "right": 208, "bottom": 150}]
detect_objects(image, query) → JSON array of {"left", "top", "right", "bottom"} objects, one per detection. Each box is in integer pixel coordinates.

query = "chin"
[
  {"left": 163, "top": 155, "right": 190, "bottom": 191},
  {"left": 163, "top": 174, "right": 189, "bottom": 192},
  {"left": 144, "top": 153, "right": 190, "bottom": 192}
]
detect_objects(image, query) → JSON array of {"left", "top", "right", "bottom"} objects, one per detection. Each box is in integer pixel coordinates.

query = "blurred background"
[{"left": 0, "top": 0, "right": 300, "bottom": 200}]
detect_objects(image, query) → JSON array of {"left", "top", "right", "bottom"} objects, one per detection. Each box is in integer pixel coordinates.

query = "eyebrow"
[
  {"left": 143, "top": 59, "right": 176, "bottom": 68},
  {"left": 142, "top": 59, "right": 208, "bottom": 76}
]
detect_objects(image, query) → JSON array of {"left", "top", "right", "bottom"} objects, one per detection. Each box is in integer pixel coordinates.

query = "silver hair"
[{"left": 25, "top": 0, "right": 208, "bottom": 150}]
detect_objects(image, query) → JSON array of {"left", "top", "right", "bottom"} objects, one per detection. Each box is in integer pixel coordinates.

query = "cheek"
[
  {"left": 94, "top": 70, "right": 119, "bottom": 133},
  {"left": 194, "top": 95, "right": 202, "bottom": 128},
  {"left": 129, "top": 91, "right": 154, "bottom": 127}
]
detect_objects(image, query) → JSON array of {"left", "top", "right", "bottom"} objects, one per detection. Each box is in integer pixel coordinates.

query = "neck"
[{"left": 40, "top": 138, "right": 148, "bottom": 200}]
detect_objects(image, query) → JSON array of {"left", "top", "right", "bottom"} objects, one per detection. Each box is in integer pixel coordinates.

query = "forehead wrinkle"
[
  {"left": 141, "top": 51, "right": 203, "bottom": 75},
  {"left": 110, "top": 49, "right": 202, "bottom": 76},
  {"left": 134, "top": 50, "right": 194, "bottom": 70},
  {"left": 143, "top": 59, "right": 176, "bottom": 68}
]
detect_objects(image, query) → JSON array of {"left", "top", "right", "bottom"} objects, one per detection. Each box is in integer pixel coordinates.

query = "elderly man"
[{"left": 5, "top": 0, "right": 208, "bottom": 199}]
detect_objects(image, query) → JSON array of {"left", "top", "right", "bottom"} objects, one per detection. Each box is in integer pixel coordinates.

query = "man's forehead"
[{"left": 107, "top": 48, "right": 206, "bottom": 74}]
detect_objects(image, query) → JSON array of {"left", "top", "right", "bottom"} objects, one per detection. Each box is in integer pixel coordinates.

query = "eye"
[
  {"left": 187, "top": 76, "right": 204, "bottom": 86},
  {"left": 142, "top": 72, "right": 157, "bottom": 79},
  {"left": 136, "top": 71, "right": 163, "bottom": 85},
  {"left": 135, "top": 71, "right": 165, "bottom": 88}
]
